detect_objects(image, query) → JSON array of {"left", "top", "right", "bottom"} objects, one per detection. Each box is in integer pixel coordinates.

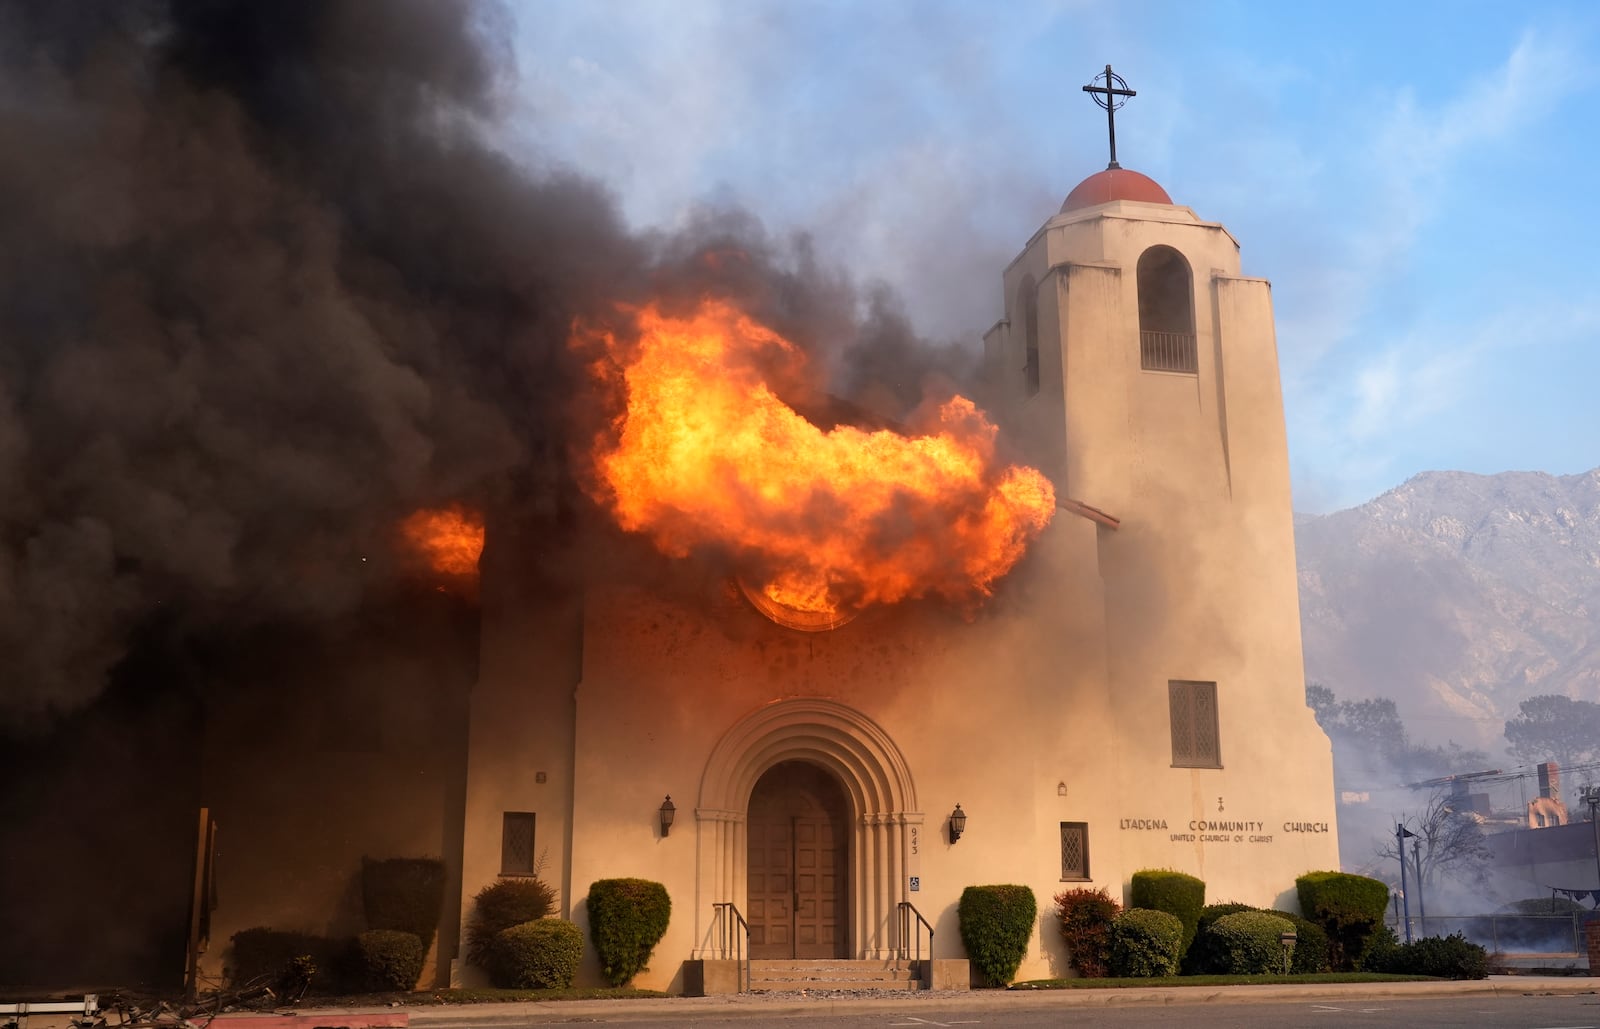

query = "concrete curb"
[{"left": 371, "top": 976, "right": 1599, "bottom": 1026}]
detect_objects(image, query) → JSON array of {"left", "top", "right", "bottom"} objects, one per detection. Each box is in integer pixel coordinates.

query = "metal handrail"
[
  {"left": 713, "top": 902, "right": 751, "bottom": 993},
  {"left": 897, "top": 901, "right": 935, "bottom": 987}
]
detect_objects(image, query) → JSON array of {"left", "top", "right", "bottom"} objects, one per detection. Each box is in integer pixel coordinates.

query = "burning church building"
[
  {"left": 0, "top": 4, "right": 1337, "bottom": 997},
  {"left": 444, "top": 156, "right": 1340, "bottom": 987}
]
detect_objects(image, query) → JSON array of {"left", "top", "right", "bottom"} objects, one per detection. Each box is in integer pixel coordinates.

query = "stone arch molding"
[{"left": 692, "top": 698, "right": 923, "bottom": 960}]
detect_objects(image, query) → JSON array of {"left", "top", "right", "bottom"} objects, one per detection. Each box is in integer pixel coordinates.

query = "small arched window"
[
  {"left": 1137, "top": 245, "right": 1196, "bottom": 373},
  {"left": 1018, "top": 275, "right": 1040, "bottom": 396}
]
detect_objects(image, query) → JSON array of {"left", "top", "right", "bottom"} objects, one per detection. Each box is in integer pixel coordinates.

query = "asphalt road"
[
  {"left": 808, "top": 995, "right": 1600, "bottom": 1029},
  {"left": 406, "top": 984, "right": 1600, "bottom": 1029}
]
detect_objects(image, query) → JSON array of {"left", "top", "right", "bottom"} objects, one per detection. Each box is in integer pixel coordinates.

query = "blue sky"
[{"left": 504, "top": 1, "right": 1600, "bottom": 513}]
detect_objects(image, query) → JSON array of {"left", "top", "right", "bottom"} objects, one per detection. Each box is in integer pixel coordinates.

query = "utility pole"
[
  {"left": 1413, "top": 836, "right": 1426, "bottom": 935},
  {"left": 1397, "top": 822, "right": 1418, "bottom": 943},
  {"left": 1584, "top": 787, "right": 1600, "bottom": 896}
]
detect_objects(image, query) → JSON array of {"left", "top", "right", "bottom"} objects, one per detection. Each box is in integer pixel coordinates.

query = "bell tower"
[{"left": 985, "top": 66, "right": 1334, "bottom": 879}]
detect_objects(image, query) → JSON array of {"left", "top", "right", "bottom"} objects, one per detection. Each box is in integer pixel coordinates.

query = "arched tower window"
[
  {"left": 1017, "top": 275, "right": 1040, "bottom": 396},
  {"left": 1137, "top": 245, "right": 1196, "bottom": 373}
]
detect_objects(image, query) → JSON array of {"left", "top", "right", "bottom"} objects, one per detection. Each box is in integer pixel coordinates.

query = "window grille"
[
  {"left": 1169, "top": 680, "right": 1221, "bottom": 768},
  {"left": 501, "top": 811, "right": 536, "bottom": 876},
  {"left": 1060, "top": 822, "right": 1090, "bottom": 880},
  {"left": 1140, "top": 330, "right": 1197, "bottom": 373}
]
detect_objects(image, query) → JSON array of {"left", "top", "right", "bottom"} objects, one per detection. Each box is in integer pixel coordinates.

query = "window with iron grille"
[
  {"left": 1137, "top": 245, "right": 1197, "bottom": 374},
  {"left": 501, "top": 811, "right": 536, "bottom": 876},
  {"left": 1169, "top": 680, "right": 1221, "bottom": 768},
  {"left": 1060, "top": 822, "right": 1090, "bottom": 880}
]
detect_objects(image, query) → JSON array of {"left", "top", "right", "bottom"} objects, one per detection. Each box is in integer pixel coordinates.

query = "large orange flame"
[
  {"left": 399, "top": 505, "right": 485, "bottom": 576},
  {"left": 574, "top": 299, "right": 1055, "bottom": 621}
]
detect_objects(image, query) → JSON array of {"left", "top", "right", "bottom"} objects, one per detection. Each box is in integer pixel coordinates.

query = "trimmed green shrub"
[
  {"left": 362, "top": 857, "right": 447, "bottom": 952},
  {"left": 1358, "top": 924, "right": 1400, "bottom": 971},
  {"left": 466, "top": 877, "right": 558, "bottom": 968},
  {"left": 958, "top": 885, "right": 1038, "bottom": 987},
  {"left": 1053, "top": 887, "right": 1121, "bottom": 978},
  {"left": 353, "top": 930, "right": 425, "bottom": 992},
  {"left": 1295, "top": 871, "right": 1390, "bottom": 970},
  {"left": 1206, "top": 911, "right": 1295, "bottom": 975},
  {"left": 1129, "top": 870, "right": 1205, "bottom": 958},
  {"left": 228, "top": 927, "right": 352, "bottom": 994},
  {"left": 1364, "top": 932, "right": 1488, "bottom": 979},
  {"left": 1184, "top": 903, "right": 1257, "bottom": 973},
  {"left": 1107, "top": 908, "right": 1183, "bottom": 977},
  {"left": 488, "top": 919, "right": 583, "bottom": 989},
  {"left": 1266, "top": 909, "right": 1331, "bottom": 974},
  {"left": 585, "top": 878, "right": 672, "bottom": 987}
]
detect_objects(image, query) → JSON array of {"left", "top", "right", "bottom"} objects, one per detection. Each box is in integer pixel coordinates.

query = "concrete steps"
[{"left": 749, "top": 958, "right": 925, "bottom": 992}]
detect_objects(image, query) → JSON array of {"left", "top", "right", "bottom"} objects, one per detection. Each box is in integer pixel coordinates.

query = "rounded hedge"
[
  {"left": 1206, "top": 911, "right": 1295, "bottom": 975},
  {"left": 1186, "top": 905, "right": 1330, "bottom": 975},
  {"left": 1197, "top": 902, "right": 1255, "bottom": 930},
  {"left": 958, "top": 885, "right": 1038, "bottom": 987},
  {"left": 586, "top": 878, "right": 672, "bottom": 987},
  {"left": 353, "top": 930, "right": 425, "bottom": 992},
  {"left": 1185, "top": 903, "right": 1256, "bottom": 973},
  {"left": 1107, "top": 908, "right": 1183, "bottom": 977},
  {"left": 1129, "top": 870, "right": 1205, "bottom": 958},
  {"left": 488, "top": 918, "right": 582, "bottom": 989},
  {"left": 467, "top": 877, "right": 557, "bottom": 968}
]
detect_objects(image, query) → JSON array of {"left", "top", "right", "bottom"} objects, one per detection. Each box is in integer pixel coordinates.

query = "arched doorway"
[
  {"left": 694, "top": 698, "right": 921, "bottom": 961},
  {"left": 747, "top": 760, "right": 850, "bottom": 959}
]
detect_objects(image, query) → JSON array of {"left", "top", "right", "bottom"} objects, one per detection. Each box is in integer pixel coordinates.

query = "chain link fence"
[{"left": 1385, "top": 911, "right": 1599, "bottom": 956}]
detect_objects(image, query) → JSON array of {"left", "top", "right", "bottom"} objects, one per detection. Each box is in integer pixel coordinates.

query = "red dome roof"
[{"left": 1061, "top": 167, "right": 1172, "bottom": 212}]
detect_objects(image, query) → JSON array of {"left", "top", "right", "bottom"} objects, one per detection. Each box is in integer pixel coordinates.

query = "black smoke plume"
[{"left": 0, "top": 0, "right": 977, "bottom": 727}]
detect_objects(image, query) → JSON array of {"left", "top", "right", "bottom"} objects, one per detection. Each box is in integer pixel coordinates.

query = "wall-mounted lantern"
[
  {"left": 660, "top": 795, "right": 676, "bottom": 837},
  {"left": 1057, "top": 781, "right": 1068, "bottom": 796},
  {"left": 949, "top": 803, "right": 967, "bottom": 844}
]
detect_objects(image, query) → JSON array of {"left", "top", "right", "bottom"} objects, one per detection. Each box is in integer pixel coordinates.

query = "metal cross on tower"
[{"left": 1083, "top": 64, "right": 1136, "bottom": 170}]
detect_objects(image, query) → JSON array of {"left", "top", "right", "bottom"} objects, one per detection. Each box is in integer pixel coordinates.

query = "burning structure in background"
[{"left": 0, "top": 0, "right": 1038, "bottom": 987}]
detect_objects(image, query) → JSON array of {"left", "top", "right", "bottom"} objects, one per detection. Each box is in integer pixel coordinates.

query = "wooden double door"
[{"left": 747, "top": 760, "right": 849, "bottom": 959}]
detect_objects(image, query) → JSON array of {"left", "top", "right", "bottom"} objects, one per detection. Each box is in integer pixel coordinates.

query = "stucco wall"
[{"left": 555, "top": 513, "right": 1115, "bottom": 988}]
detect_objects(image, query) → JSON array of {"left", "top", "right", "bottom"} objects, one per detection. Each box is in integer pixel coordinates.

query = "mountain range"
[{"left": 1295, "top": 467, "right": 1600, "bottom": 755}]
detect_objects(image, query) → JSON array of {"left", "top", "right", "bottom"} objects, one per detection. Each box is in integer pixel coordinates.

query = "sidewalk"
[{"left": 333, "top": 975, "right": 1598, "bottom": 1027}]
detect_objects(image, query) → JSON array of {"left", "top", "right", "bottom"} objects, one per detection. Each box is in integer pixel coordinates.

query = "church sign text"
[
  {"left": 1190, "top": 820, "right": 1264, "bottom": 833},
  {"left": 1118, "top": 815, "right": 1303, "bottom": 844}
]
